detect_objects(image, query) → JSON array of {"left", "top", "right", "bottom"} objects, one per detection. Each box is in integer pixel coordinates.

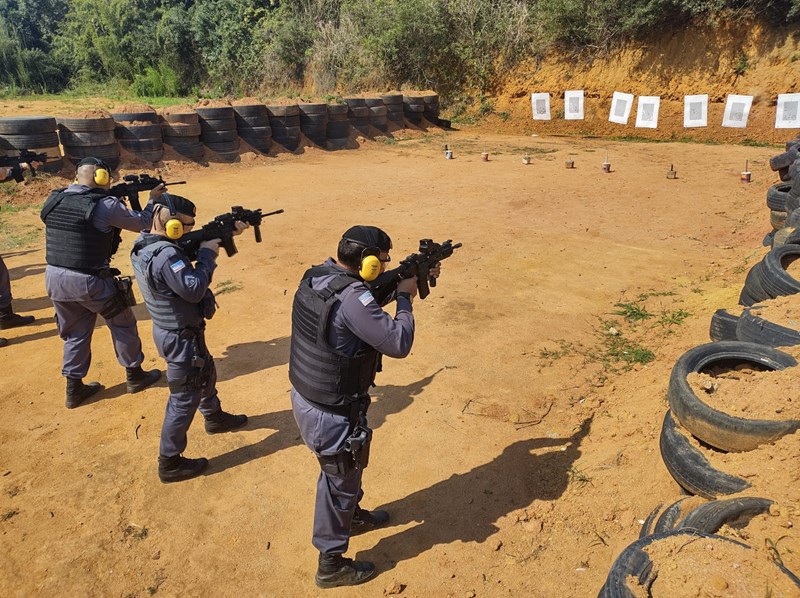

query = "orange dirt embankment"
[{"left": 485, "top": 19, "right": 800, "bottom": 145}]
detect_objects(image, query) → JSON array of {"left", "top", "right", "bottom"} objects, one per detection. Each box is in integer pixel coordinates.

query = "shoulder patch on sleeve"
[
  {"left": 169, "top": 259, "right": 187, "bottom": 274},
  {"left": 357, "top": 290, "right": 375, "bottom": 307}
]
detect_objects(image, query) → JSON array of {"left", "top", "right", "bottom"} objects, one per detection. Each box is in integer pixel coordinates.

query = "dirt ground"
[{"left": 1, "top": 123, "right": 799, "bottom": 597}]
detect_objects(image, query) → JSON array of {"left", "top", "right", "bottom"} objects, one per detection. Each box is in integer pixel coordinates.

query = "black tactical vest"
[
  {"left": 131, "top": 235, "right": 203, "bottom": 331},
  {"left": 289, "top": 264, "right": 381, "bottom": 407},
  {"left": 41, "top": 188, "right": 118, "bottom": 272}
]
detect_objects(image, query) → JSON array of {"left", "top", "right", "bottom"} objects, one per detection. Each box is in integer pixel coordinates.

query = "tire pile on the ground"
[
  {"left": 234, "top": 104, "right": 272, "bottom": 154},
  {"left": 197, "top": 105, "right": 239, "bottom": 163},
  {"left": 602, "top": 142, "right": 800, "bottom": 592},
  {"left": 600, "top": 338, "right": 800, "bottom": 595},
  {"left": 0, "top": 116, "right": 63, "bottom": 174},
  {"left": 159, "top": 108, "right": 204, "bottom": 161}
]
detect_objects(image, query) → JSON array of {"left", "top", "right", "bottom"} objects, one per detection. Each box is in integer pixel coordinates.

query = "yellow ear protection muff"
[
  {"left": 357, "top": 246, "right": 382, "bottom": 282},
  {"left": 93, "top": 165, "right": 110, "bottom": 187},
  {"left": 163, "top": 194, "right": 185, "bottom": 240}
]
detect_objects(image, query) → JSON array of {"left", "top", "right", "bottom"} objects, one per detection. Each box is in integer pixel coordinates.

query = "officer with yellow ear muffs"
[
  {"left": 40, "top": 156, "right": 164, "bottom": 409},
  {"left": 287, "top": 225, "right": 442, "bottom": 588},
  {"left": 130, "top": 193, "right": 250, "bottom": 483}
]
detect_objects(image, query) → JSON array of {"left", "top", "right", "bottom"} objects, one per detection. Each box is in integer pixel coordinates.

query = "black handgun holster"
[
  {"left": 100, "top": 276, "right": 137, "bottom": 319},
  {"left": 316, "top": 400, "right": 373, "bottom": 477},
  {"left": 167, "top": 327, "right": 216, "bottom": 394}
]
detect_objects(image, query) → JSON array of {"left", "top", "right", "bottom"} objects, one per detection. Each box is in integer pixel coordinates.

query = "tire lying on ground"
[
  {"left": 738, "top": 261, "right": 770, "bottom": 306},
  {"left": 676, "top": 497, "right": 773, "bottom": 533},
  {"left": 757, "top": 243, "right": 800, "bottom": 300},
  {"left": 770, "top": 147, "right": 800, "bottom": 171},
  {"left": 767, "top": 182, "right": 793, "bottom": 211},
  {"left": 771, "top": 209, "right": 788, "bottom": 231},
  {"left": 735, "top": 305, "right": 800, "bottom": 347},
  {"left": 598, "top": 530, "right": 800, "bottom": 598},
  {"left": 659, "top": 410, "right": 750, "bottom": 499},
  {"left": 598, "top": 531, "right": 750, "bottom": 598},
  {"left": 709, "top": 309, "right": 740, "bottom": 342},
  {"left": 667, "top": 341, "right": 800, "bottom": 452}
]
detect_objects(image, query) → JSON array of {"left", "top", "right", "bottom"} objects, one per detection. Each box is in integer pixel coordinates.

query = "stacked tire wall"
[
  {"left": 234, "top": 105, "right": 272, "bottom": 154},
  {"left": 382, "top": 93, "right": 404, "bottom": 125},
  {"left": 326, "top": 104, "right": 350, "bottom": 148},
  {"left": 267, "top": 105, "right": 301, "bottom": 151},
  {"left": 403, "top": 94, "right": 425, "bottom": 125},
  {"left": 112, "top": 110, "right": 162, "bottom": 163},
  {"left": 197, "top": 106, "right": 239, "bottom": 162},
  {"left": 366, "top": 98, "right": 388, "bottom": 132},
  {"left": 57, "top": 116, "right": 120, "bottom": 170},
  {"left": 345, "top": 98, "right": 370, "bottom": 136},
  {"left": 160, "top": 110, "right": 203, "bottom": 161},
  {"left": 0, "top": 116, "right": 63, "bottom": 174},
  {"left": 299, "top": 104, "right": 328, "bottom": 147}
]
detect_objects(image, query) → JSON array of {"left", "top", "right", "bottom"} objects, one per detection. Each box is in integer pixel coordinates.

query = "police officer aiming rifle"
[
  {"left": 288, "top": 225, "right": 444, "bottom": 588},
  {"left": 0, "top": 161, "right": 41, "bottom": 348},
  {"left": 131, "top": 193, "right": 250, "bottom": 483},
  {"left": 40, "top": 157, "right": 163, "bottom": 408}
]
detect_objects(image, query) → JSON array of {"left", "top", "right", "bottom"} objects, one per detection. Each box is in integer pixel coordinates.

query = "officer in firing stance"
[
  {"left": 0, "top": 162, "right": 40, "bottom": 347},
  {"left": 289, "top": 225, "right": 439, "bottom": 588},
  {"left": 131, "top": 194, "right": 248, "bottom": 483},
  {"left": 41, "top": 157, "right": 162, "bottom": 407}
]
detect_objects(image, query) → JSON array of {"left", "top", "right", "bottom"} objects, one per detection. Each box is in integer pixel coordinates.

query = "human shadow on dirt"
[
  {"left": 10, "top": 295, "right": 53, "bottom": 313},
  {"left": 358, "top": 416, "right": 593, "bottom": 575},
  {"left": 205, "top": 370, "right": 442, "bottom": 476},
  {"left": 214, "top": 337, "right": 290, "bottom": 382},
  {"left": 4, "top": 316, "right": 58, "bottom": 344},
  {"left": 7, "top": 262, "right": 46, "bottom": 281}
]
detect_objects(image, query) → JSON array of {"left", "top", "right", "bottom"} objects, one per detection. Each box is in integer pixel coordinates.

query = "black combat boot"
[
  {"left": 350, "top": 507, "right": 390, "bottom": 536},
  {"left": 65, "top": 377, "right": 103, "bottom": 409},
  {"left": 125, "top": 366, "right": 162, "bottom": 394},
  {"left": 204, "top": 410, "right": 248, "bottom": 434},
  {"left": 0, "top": 305, "right": 35, "bottom": 330},
  {"left": 158, "top": 454, "right": 209, "bottom": 483},
  {"left": 315, "top": 553, "right": 376, "bottom": 589}
]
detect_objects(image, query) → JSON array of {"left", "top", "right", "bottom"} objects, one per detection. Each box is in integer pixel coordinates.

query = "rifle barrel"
[{"left": 263, "top": 209, "right": 284, "bottom": 216}]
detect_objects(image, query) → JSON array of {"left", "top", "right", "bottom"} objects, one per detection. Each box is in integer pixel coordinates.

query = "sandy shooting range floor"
[{"left": 1, "top": 129, "right": 798, "bottom": 597}]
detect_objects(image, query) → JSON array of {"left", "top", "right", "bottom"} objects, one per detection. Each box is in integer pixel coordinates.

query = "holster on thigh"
[
  {"left": 99, "top": 276, "right": 136, "bottom": 320},
  {"left": 316, "top": 452, "right": 358, "bottom": 478}
]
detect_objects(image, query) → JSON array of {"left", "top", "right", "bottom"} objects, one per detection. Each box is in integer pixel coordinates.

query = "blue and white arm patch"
[
  {"left": 169, "top": 260, "right": 186, "bottom": 274},
  {"left": 358, "top": 290, "right": 375, "bottom": 307}
]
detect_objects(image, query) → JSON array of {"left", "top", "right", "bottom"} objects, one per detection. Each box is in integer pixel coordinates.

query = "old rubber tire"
[
  {"left": 161, "top": 123, "right": 201, "bottom": 137},
  {"left": 232, "top": 105, "right": 268, "bottom": 118},
  {"left": 758, "top": 243, "right": 800, "bottom": 299},
  {"left": 204, "top": 140, "right": 240, "bottom": 153},
  {"left": 736, "top": 306, "right": 800, "bottom": 347},
  {"left": 0, "top": 132, "right": 59, "bottom": 150},
  {"left": 327, "top": 104, "right": 349, "bottom": 116},
  {"left": 677, "top": 497, "right": 773, "bottom": 533},
  {"left": 0, "top": 116, "right": 57, "bottom": 135},
  {"left": 738, "top": 261, "right": 769, "bottom": 306},
  {"left": 114, "top": 124, "right": 162, "bottom": 140},
  {"left": 771, "top": 209, "right": 788, "bottom": 231},
  {"left": 111, "top": 111, "right": 157, "bottom": 123},
  {"left": 118, "top": 137, "right": 163, "bottom": 152},
  {"left": 235, "top": 113, "right": 270, "bottom": 128},
  {"left": 199, "top": 117, "right": 236, "bottom": 131},
  {"left": 266, "top": 105, "right": 300, "bottom": 117},
  {"left": 195, "top": 106, "right": 234, "bottom": 120},
  {"left": 767, "top": 182, "right": 792, "bottom": 211},
  {"left": 709, "top": 309, "right": 739, "bottom": 342},
  {"left": 598, "top": 530, "right": 750, "bottom": 598},
  {"left": 659, "top": 410, "right": 750, "bottom": 498},
  {"left": 57, "top": 129, "right": 116, "bottom": 147},
  {"left": 56, "top": 117, "right": 115, "bottom": 132},
  {"left": 161, "top": 112, "right": 198, "bottom": 125},
  {"left": 63, "top": 142, "right": 120, "bottom": 160},
  {"left": 200, "top": 129, "right": 238, "bottom": 144},
  {"left": 667, "top": 341, "right": 800, "bottom": 452},
  {"left": 770, "top": 147, "right": 800, "bottom": 171}
]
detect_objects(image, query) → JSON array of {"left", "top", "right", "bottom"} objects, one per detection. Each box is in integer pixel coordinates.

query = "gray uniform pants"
[
  {"left": 154, "top": 326, "right": 221, "bottom": 457},
  {"left": 291, "top": 389, "right": 366, "bottom": 555},
  {"left": 0, "top": 255, "right": 11, "bottom": 309},
  {"left": 45, "top": 267, "right": 143, "bottom": 379}
]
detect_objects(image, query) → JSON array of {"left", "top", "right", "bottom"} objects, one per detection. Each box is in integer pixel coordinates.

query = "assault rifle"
[
  {"left": 1, "top": 150, "right": 48, "bottom": 182},
  {"left": 179, "top": 206, "right": 284, "bottom": 260},
  {"left": 370, "top": 238, "right": 462, "bottom": 305},
  {"left": 109, "top": 174, "right": 186, "bottom": 212}
]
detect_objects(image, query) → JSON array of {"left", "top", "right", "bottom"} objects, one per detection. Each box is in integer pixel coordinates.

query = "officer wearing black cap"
[
  {"left": 131, "top": 194, "right": 249, "bottom": 483},
  {"left": 40, "top": 157, "right": 162, "bottom": 408},
  {"left": 0, "top": 161, "right": 41, "bottom": 347},
  {"left": 289, "top": 225, "right": 437, "bottom": 588}
]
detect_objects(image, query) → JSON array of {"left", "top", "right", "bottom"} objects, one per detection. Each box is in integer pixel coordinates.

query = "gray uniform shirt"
[{"left": 313, "top": 257, "right": 414, "bottom": 359}]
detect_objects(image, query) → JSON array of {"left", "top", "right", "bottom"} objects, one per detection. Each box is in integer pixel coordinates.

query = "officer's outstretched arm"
[{"left": 340, "top": 286, "right": 414, "bottom": 358}]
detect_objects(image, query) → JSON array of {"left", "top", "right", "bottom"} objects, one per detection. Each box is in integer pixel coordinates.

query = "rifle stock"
[{"left": 109, "top": 174, "right": 186, "bottom": 212}]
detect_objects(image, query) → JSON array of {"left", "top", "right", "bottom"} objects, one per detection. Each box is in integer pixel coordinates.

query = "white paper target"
[
  {"left": 722, "top": 94, "right": 753, "bottom": 128},
  {"left": 683, "top": 95, "right": 708, "bottom": 127},
  {"left": 635, "top": 96, "right": 660, "bottom": 128},
  {"left": 564, "top": 90, "right": 584, "bottom": 120},
  {"left": 776, "top": 93, "right": 800, "bottom": 129},
  {"left": 531, "top": 93, "right": 551, "bottom": 120},
  {"left": 609, "top": 92, "right": 634, "bottom": 125}
]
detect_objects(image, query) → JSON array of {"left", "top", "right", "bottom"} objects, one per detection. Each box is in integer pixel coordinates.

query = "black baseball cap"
[
  {"left": 76, "top": 157, "right": 111, "bottom": 171},
  {"left": 342, "top": 225, "right": 392, "bottom": 251},
  {"left": 154, "top": 193, "right": 197, "bottom": 218}
]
